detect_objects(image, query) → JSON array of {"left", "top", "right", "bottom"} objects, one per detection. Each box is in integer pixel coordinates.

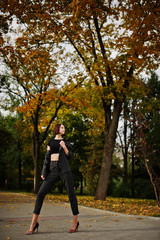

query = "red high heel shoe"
[
  {"left": 26, "top": 222, "right": 39, "bottom": 235},
  {"left": 68, "top": 221, "right": 79, "bottom": 233}
]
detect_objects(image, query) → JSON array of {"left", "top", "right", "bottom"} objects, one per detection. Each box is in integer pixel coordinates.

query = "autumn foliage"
[
  {"left": 0, "top": 0, "right": 159, "bottom": 199},
  {"left": 0, "top": 192, "right": 159, "bottom": 217}
]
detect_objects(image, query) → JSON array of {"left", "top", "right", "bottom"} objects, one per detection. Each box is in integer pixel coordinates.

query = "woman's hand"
[
  {"left": 60, "top": 140, "right": 69, "bottom": 156},
  {"left": 41, "top": 175, "right": 45, "bottom": 180},
  {"left": 60, "top": 140, "right": 65, "bottom": 148}
]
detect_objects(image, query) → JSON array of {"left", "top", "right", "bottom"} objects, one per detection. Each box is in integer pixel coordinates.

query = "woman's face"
[{"left": 59, "top": 125, "right": 65, "bottom": 135}]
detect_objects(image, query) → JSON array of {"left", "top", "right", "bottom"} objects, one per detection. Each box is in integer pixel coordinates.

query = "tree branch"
[{"left": 93, "top": 17, "right": 114, "bottom": 87}]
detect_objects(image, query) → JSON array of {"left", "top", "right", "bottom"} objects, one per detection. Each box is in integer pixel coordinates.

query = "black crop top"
[{"left": 47, "top": 139, "right": 63, "bottom": 154}]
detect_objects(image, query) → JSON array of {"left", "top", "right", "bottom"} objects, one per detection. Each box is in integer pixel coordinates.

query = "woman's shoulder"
[
  {"left": 47, "top": 138, "right": 55, "bottom": 145},
  {"left": 63, "top": 138, "right": 70, "bottom": 143},
  {"left": 47, "top": 138, "right": 71, "bottom": 145}
]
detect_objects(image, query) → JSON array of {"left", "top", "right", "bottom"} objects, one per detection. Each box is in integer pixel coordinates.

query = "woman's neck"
[{"left": 54, "top": 134, "right": 63, "bottom": 140}]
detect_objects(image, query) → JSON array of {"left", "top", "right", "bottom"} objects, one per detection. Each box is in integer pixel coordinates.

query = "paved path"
[{"left": 0, "top": 192, "right": 160, "bottom": 240}]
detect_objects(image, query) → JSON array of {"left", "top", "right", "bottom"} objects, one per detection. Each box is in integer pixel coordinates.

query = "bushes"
[
  {"left": 111, "top": 180, "right": 131, "bottom": 198},
  {"left": 110, "top": 177, "right": 155, "bottom": 199}
]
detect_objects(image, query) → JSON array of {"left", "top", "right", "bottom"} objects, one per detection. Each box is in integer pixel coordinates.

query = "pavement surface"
[{"left": 0, "top": 192, "right": 160, "bottom": 240}]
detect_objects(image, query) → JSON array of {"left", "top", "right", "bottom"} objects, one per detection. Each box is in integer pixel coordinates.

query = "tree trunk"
[
  {"left": 94, "top": 135, "right": 115, "bottom": 200},
  {"left": 18, "top": 156, "right": 22, "bottom": 190},
  {"left": 95, "top": 100, "right": 122, "bottom": 200},
  {"left": 123, "top": 118, "right": 128, "bottom": 183},
  {"left": 123, "top": 100, "right": 129, "bottom": 183},
  {"left": 130, "top": 102, "right": 136, "bottom": 198},
  {"left": 18, "top": 140, "right": 22, "bottom": 190},
  {"left": 131, "top": 150, "right": 135, "bottom": 198},
  {"left": 32, "top": 131, "right": 40, "bottom": 194},
  {"left": 80, "top": 176, "right": 83, "bottom": 195},
  {"left": 145, "top": 159, "right": 159, "bottom": 204}
]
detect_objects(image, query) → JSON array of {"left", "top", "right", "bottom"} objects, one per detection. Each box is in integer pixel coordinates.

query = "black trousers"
[{"left": 33, "top": 162, "right": 79, "bottom": 216}]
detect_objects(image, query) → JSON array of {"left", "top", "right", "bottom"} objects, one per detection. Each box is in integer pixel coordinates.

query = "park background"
[{"left": 0, "top": 0, "right": 160, "bottom": 215}]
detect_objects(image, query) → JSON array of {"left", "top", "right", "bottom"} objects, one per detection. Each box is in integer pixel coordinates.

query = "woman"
[{"left": 26, "top": 124, "right": 79, "bottom": 234}]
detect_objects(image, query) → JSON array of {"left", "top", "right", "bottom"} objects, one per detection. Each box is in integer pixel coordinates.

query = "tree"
[
  {"left": 0, "top": 48, "right": 60, "bottom": 193},
  {"left": 0, "top": 0, "right": 159, "bottom": 199},
  {"left": 54, "top": 0, "right": 159, "bottom": 200},
  {"left": 0, "top": 20, "right": 87, "bottom": 193},
  {"left": 131, "top": 72, "right": 160, "bottom": 204},
  {"left": 0, "top": 114, "right": 26, "bottom": 190},
  {"left": 0, "top": 114, "right": 13, "bottom": 188},
  {"left": 0, "top": 20, "right": 83, "bottom": 192}
]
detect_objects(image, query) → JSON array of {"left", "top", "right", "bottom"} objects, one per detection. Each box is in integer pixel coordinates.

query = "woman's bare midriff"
[{"left": 51, "top": 153, "right": 59, "bottom": 161}]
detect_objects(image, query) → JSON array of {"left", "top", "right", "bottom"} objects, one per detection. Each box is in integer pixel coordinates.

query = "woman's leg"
[
  {"left": 27, "top": 168, "right": 59, "bottom": 232},
  {"left": 61, "top": 171, "right": 79, "bottom": 230},
  {"left": 33, "top": 175, "right": 55, "bottom": 215},
  {"left": 27, "top": 179, "right": 54, "bottom": 232},
  {"left": 72, "top": 214, "right": 78, "bottom": 230},
  {"left": 28, "top": 213, "right": 38, "bottom": 232}
]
